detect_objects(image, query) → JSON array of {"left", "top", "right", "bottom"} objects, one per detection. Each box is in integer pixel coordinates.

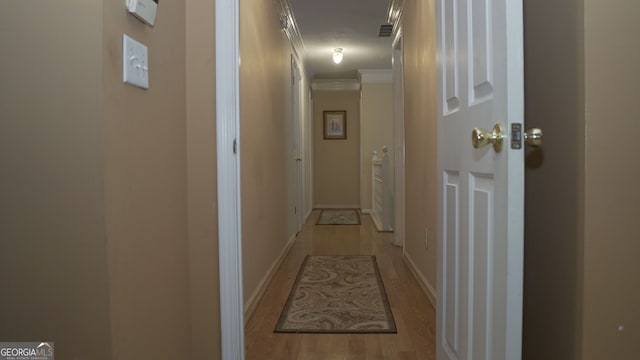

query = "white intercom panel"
[{"left": 126, "top": 0, "right": 158, "bottom": 26}]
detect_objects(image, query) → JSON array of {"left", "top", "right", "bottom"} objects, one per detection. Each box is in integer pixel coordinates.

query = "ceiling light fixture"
[{"left": 332, "top": 48, "right": 343, "bottom": 64}]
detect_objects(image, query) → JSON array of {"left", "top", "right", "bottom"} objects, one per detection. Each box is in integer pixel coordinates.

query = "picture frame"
[{"left": 323, "top": 110, "right": 347, "bottom": 140}]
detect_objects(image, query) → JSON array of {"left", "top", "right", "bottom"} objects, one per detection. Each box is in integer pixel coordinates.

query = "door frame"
[
  {"left": 216, "top": 0, "right": 244, "bottom": 359},
  {"left": 392, "top": 29, "right": 405, "bottom": 248},
  {"left": 291, "top": 55, "right": 304, "bottom": 232}
]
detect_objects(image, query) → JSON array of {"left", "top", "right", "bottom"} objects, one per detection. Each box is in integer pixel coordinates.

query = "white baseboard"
[
  {"left": 305, "top": 207, "right": 313, "bottom": 222},
  {"left": 244, "top": 233, "right": 296, "bottom": 323},
  {"left": 314, "top": 204, "right": 360, "bottom": 209},
  {"left": 361, "top": 208, "right": 372, "bottom": 214},
  {"left": 370, "top": 213, "right": 383, "bottom": 231},
  {"left": 403, "top": 252, "right": 437, "bottom": 309}
]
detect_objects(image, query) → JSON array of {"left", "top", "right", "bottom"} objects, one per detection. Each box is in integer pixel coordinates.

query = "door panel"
[
  {"left": 470, "top": 174, "right": 494, "bottom": 360},
  {"left": 444, "top": 0, "right": 460, "bottom": 113},
  {"left": 443, "top": 173, "right": 461, "bottom": 356},
  {"left": 469, "top": 0, "right": 493, "bottom": 103}
]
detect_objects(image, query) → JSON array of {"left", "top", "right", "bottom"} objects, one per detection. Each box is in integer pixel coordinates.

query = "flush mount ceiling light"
[{"left": 332, "top": 48, "right": 344, "bottom": 64}]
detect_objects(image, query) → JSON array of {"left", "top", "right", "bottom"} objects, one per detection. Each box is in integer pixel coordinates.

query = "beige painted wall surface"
[
  {"left": 240, "top": 0, "right": 294, "bottom": 306},
  {"left": 186, "top": 1, "right": 221, "bottom": 358},
  {"left": 360, "top": 83, "right": 394, "bottom": 211},
  {"left": 0, "top": 2, "right": 113, "bottom": 359},
  {"left": 401, "top": 0, "right": 438, "bottom": 293},
  {"left": 313, "top": 91, "right": 361, "bottom": 207},
  {"left": 103, "top": 1, "right": 192, "bottom": 358},
  {"left": 521, "top": 0, "right": 582, "bottom": 358},
  {"left": 581, "top": 1, "right": 640, "bottom": 358}
]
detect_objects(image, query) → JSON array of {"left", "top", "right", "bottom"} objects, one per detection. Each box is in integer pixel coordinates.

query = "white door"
[
  {"left": 291, "top": 57, "right": 304, "bottom": 232},
  {"left": 436, "top": 0, "right": 524, "bottom": 359},
  {"left": 393, "top": 37, "right": 405, "bottom": 248}
]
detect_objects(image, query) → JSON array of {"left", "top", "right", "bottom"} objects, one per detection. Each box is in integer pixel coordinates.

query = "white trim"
[
  {"left": 392, "top": 35, "right": 405, "bottom": 248},
  {"left": 305, "top": 207, "right": 313, "bottom": 222},
  {"left": 361, "top": 208, "right": 372, "bottom": 214},
  {"left": 359, "top": 90, "right": 364, "bottom": 211},
  {"left": 358, "top": 69, "right": 393, "bottom": 84},
  {"left": 308, "top": 91, "right": 314, "bottom": 216},
  {"left": 274, "top": 0, "right": 307, "bottom": 75},
  {"left": 215, "top": 0, "right": 244, "bottom": 359},
  {"left": 387, "top": 0, "right": 406, "bottom": 41},
  {"left": 505, "top": 0, "right": 525, "bottom": 357},
  {"left": 371, "top": 213, "right": 383, "bottom": 232},
  {"left": 311, "top": 79, "right": 361, "bottom": 92},
  {"left": 313, "top": 204, "right": 360, "bottom": 209},
  {"left": 392, "top": 26, "right": 403, "bottom": 50},
  {"left": 243, "top": 234, "right": 296, "bottom": 323},
  {"left": 388, "top": 0, "right": 406, "bottom": 249},
  {"left": 403, "top": 252, "right": 437, "bottom": 309},
  {"left": 291, "top": 56, "right": 304, "bottom": 233}
]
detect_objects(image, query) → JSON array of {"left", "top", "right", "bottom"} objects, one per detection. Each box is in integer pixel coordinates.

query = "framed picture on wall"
[{"left": 323, "top": 110, "right": 347, "bottom": 139}]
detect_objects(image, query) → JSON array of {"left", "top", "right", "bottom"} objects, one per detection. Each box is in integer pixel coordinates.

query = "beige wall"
[
  {"left": 401, "top": 0, "right": 438, "bottom": 293},
  {"left": 360, "top": 82, "right": 394, "bottom": 211},
  {"left": 1, "top": 1, "right": 221, "bottom": 358},
  {"left": 103, "top": 1, "right": 193, "bottom": 358},
  {"left": 522, "top": 0, "right": 582, "bottom": 358},
  {"left": 240, "top": 0, "right": 295, "bottom": 306},
  {"left": 313, "top": 91, "right": 361, "bottom": 207},
  {"left": 524, "top": 0, "right": 640, "bottom": 358},
  {"left": 0, "top": 1, "right": 113, "bottom": 358},
  {"left": 581, "top": 0, "right": 640, "bottom": 358},
  {"left": 186, "top": 1, "right": 221, "bottom": 359}
]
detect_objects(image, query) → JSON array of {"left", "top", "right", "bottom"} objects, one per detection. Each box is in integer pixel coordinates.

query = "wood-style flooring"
[{"left": 245, "top": 210, "right": 436, "bottom": 360}]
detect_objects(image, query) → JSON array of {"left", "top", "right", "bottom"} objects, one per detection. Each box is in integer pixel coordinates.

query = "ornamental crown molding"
[
  {"left": 274, "top": 0, "right": 306, "bottom": 68},
  {"left": 311, "top": 79, "right": 361, "bottom": 92},
  {"left": 386, "top": 0, "right": 406, "bottom": 40},
  {"left": 358, "top": 69, "right": 393, "bottom": 84}
]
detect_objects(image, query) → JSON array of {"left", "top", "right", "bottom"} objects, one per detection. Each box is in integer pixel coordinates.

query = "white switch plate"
[{"left": 122, "top": 34, "right": 149, "bottom": 89}]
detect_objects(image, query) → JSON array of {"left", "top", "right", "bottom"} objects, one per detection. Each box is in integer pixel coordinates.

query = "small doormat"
[
  {"left": 316, "top": 209, "right": 361, "bottom": 225},
  {"left": 274, "top": 255, "right": 397, "bottom": 334}
]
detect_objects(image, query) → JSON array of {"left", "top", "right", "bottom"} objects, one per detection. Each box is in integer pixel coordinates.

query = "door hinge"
[{"left": 233, "top": 139, "right": 237, "bottom": 154}]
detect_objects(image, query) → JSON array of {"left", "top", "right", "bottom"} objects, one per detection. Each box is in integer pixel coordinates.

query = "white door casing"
[
  {"left": 291, "top": 57, "right": 304, "bottom": 232},
  {"left": 436, "top": 0, "right": 524, "bottom": 359},
  {"left": 215, "top": 0, "right": 244, "bottom": 359},
  {"left": 392, "top": 32, "right": 405, "bottom": 248}
]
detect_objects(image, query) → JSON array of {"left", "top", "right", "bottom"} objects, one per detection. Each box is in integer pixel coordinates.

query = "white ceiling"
[{"left": 290, "top": 0, "right": 393, "bottom": 79}]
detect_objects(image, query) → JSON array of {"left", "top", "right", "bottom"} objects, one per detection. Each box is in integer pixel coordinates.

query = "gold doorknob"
[
  {"left": 524, "top": 128, "right": 543, "bottom": 147},
  {"left": 472, "top": 123, "right": 505, "bottom": 152}
]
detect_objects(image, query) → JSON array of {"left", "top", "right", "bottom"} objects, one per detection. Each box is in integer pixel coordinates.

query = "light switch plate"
[{"left": 122, "top": 34, "right": 149, "bottom": 89}]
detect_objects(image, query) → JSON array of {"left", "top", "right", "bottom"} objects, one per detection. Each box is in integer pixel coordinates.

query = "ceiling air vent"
[{"left": 378, "top": 24, "right": 393, "bottom": 37}]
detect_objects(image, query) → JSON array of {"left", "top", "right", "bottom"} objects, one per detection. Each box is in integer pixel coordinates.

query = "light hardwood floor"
[{"left": 245, "top": 210, "right": 436, "bottom": 360}]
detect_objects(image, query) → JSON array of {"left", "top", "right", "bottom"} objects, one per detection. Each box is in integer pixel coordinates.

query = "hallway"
[{"left": 245, "top": 211, "right": 436, "bottom": 359}]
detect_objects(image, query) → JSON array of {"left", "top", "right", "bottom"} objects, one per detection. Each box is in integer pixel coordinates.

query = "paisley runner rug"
[
  {"left": 274, "top": 255, "right": 397, "bottom": 333},
  {"left": 316, "top": 209, "right": 361, "bottom": 225}
]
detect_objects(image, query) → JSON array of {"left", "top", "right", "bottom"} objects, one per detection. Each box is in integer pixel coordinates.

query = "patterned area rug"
[
  {"left": 274, "top": 255, "right": 397, "bottom": 333},
  {"left": 316, "top": 209, "right": 361, "bottom": 225}
]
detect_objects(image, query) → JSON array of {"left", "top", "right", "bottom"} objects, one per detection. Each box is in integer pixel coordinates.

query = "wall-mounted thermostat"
[{"left": 126, "top": 0, "right": 158, "bottom": 26}]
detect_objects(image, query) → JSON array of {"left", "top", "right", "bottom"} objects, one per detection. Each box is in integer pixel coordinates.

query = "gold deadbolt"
[{"left": 472, "top": 123, "right": 505, "bottom": 152}]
